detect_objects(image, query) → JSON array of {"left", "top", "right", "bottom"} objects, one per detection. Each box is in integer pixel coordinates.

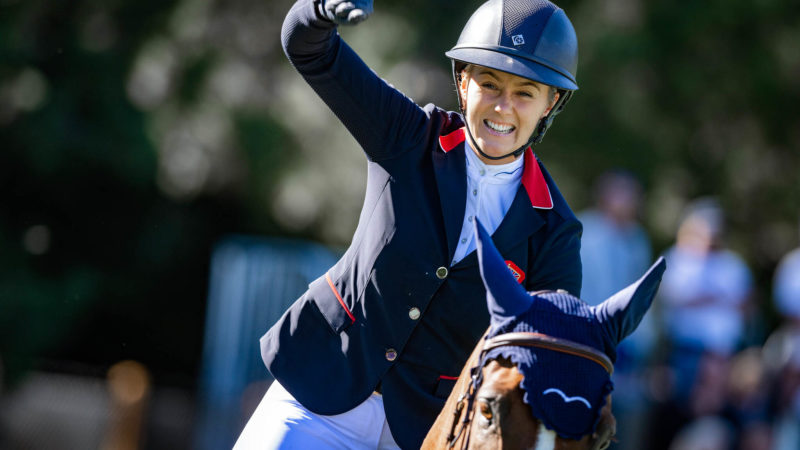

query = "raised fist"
[{"left": 318, "top": 0, "right": 373, "bottom": 25}]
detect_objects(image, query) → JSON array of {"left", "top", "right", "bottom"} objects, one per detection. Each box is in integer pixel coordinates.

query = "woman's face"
[{"left": 460, "top": 66, "right": 558, "bottom": 165}]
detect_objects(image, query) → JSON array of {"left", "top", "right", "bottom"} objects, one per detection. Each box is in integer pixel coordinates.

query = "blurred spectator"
[
  {"left": 579, "top": 170, "right": 652, "bottom": 305},
  {"left": 726, "top": 348, "right": 772, "bottom": 432},
  {"left": 659, "top": 198, "right": 753, "bottom": 383},
  {"left": 578, "top": 170, "right": 654, "bottom": 450},
  {"left": 763, "top": 236, "right": 800, "bottom": 449},
  {"left": 773, "top": 240, "right": 800, "bottom": 327},
  {"left": 578, "top": 170, "right": 656, "bottom": 368},
  {"left": 647, "top": 198, "right": 754, "bottom": 449},
  {"left": 762, "top": 326, "right": 800, "bottom": 449}
]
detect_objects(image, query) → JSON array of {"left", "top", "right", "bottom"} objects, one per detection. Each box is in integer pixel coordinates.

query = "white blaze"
[{"left": 534, "top": 423, "right": 556, "bottom": 450}]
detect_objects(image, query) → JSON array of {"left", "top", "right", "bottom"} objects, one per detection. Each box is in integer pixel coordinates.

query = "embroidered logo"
[
  {"left": 512, "top": 34, "right": 525, "bottom": 46},
  {"left": 505, "top": 260, "right": 525, "bottom": 284},
  {"left": 542, "top": 388, "right": 591, "bottom": 409}
]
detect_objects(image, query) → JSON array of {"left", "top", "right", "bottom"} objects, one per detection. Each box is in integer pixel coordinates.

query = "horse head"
[{"left": 429, "top": 219, "right": 665, "bottom": 449}]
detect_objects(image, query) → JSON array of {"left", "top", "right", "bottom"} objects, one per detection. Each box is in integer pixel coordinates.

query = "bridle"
[{"left": 445, "top": 331, "right": 614, "bottom": 449}]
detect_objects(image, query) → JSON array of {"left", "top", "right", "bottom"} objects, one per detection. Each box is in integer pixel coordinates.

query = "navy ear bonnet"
[
  {"left": 484, "top": 292, "right": 615, "bottom": 440},
  {"left": 474, "top": 219, "right": 666, "bottom": 440}
]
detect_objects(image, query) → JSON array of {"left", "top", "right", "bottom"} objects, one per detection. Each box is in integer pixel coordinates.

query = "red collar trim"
[
  {"left": 440, "top": 129, "right": 552, "bottom": 209},
  {"left": 439, "top": 128, "right": 466, "bottom": 152},
  {"left": 521, "top": 147, "right": 553, "bottom": 209}
]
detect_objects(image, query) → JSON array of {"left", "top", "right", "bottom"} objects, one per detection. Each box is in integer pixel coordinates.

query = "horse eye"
[{"left": 479, "top": 401, "right": 493, "bottom": 421}]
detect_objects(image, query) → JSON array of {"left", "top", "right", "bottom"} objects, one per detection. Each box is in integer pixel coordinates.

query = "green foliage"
[
  {"left": 1, "top": 0, "right": 799, "bottom": 385},
  {"left": 234, "top": 111, "right": 298, "bottom": 231}
]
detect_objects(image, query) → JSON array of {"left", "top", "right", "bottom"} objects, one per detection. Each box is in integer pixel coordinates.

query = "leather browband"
[{"left": 483, "top": 332, "right": 614, "bottom": 375}]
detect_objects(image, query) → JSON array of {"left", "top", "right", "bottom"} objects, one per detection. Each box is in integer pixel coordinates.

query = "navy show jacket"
[{"left": 260, "top": 1, "right": 583, "bottom": 448}]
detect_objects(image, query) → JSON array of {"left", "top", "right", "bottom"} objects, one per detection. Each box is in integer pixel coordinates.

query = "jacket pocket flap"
[
  {"left": 309, "top": 273, "right": 356, "bottom": 334},
  {"left": 434, "top": 375, "right": 458, "bottom": 399}
]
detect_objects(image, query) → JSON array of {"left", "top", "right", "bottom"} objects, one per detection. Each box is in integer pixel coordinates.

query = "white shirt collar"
[{"left": 464, "top": 141, "right": 524, "bottom": 184}]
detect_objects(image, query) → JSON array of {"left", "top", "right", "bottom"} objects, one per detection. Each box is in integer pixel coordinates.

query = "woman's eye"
[{"left": 481, "top": 83, "right": 498, "bottom": 90}]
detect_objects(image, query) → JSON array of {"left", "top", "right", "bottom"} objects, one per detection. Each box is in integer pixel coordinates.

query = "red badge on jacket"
[{"left": 505, "top": 260, "right": 525, "bottom": 284}]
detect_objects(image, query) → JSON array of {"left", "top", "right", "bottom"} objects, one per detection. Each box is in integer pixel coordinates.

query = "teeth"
[{"left": 485, "top": 120, "right": 514, "bottom": 133}]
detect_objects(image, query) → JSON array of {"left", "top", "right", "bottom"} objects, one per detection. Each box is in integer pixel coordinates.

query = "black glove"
[{"left": 317, "top": 0, "right": 373, "bottom": 25}]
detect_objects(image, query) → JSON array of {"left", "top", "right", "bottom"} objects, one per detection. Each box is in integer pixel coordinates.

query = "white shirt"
[
  {"left": 451, "top": 143, "right": 524, "bottom": 265},
  {"left": 659, "top": 245, "right": 752, "bottom": 355}
]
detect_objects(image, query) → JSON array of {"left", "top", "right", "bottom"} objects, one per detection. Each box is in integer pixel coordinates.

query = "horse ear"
[
  {"left": 593, "top": 257, "right": 667, "bottom": 346},
  {"left": 475, "top": 218, "right": 533, "bottom": 325}
]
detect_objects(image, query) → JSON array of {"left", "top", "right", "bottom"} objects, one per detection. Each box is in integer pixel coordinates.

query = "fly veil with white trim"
[{"left": 458, "top": 219, "right": 665, "bottom": 441}]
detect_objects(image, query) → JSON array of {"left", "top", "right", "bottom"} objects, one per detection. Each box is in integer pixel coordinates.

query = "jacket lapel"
[
  {"left": 491, "top": 147, "right": 550, "bottom": 251},
  {"left": 454, "top": 187, "right": 545, "bottom": 268},
  {"left": 489, "top": 187, "right": 546, "bottom": 254},
  {"left": 433, "top": 129, "right": 468, "bottom": 261},
  {"left": 453, "top": 147, "right": 551, "bottom": 268}
]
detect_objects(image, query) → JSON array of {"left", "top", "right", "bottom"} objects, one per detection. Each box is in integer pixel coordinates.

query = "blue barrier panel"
[{"left": 193, "top": 235, "right": 339, "bottom": 449}]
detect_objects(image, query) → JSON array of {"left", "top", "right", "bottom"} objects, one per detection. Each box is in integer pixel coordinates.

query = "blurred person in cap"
[
  {"left": 236, "top": 0, "right": 586, "bottom": 448},
  {"left": 577, "top": 169, "right": 653, "bottom": 450},
  {"left": 658, "top": 198, "right": 753, "bottom": 406},
  {"left": 578, "top": 170, "right": 654, "bottom": 358},
  {"left": 579, "top": 170, "right": 652, "bottom": 306}
]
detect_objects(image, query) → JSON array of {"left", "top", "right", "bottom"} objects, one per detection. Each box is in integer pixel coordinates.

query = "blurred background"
[{"left": 1, "top": 0, "right": 799, "bottom": 448}]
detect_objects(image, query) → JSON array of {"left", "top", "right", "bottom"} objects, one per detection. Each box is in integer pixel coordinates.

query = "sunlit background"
[{"left": 2, "top": 0, "right": 800, "bottom": 448}]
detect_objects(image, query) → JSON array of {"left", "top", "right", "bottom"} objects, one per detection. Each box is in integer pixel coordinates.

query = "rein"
[{"left": 445, "top": 331, "right": 614, "bottom": 448}]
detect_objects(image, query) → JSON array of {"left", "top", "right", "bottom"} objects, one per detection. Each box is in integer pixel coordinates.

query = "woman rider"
[{"left": 236, "top": 0, "right": 582, "bottom": 448}]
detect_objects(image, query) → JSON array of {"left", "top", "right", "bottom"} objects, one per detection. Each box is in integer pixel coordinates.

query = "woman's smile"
[{"left": 483, "top": 119, "right": 515, "bottom": 135}]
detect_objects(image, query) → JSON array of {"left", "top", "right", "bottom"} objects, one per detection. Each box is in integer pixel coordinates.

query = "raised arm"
[{"left": 281, "top": 0, "right": 428, "bottom": 161}]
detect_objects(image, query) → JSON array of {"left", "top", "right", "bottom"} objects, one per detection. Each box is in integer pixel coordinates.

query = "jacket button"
[
  {"left": 435, "top": 266, "right": 448, "bottom": 279},
  {"left": 385, "top": 348, "right": 398, "bottom": 361},
  {"left": 408, "top": 307, "right": 421, "bottom": 320}
]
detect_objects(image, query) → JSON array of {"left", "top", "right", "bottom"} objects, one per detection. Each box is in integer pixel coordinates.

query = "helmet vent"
[{"left": 503, "top": 0, "right": 554, "bottom": 48}]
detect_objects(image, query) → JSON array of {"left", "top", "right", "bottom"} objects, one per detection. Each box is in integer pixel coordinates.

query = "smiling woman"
[{"left": 459, "top": 65, "right": 560, "bottom": 164}]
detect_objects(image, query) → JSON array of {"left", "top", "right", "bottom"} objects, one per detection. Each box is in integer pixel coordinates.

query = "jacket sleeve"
[
  {"left": 281, "top": 0, "right": 429, "bottom": 162},
  {"left": 526, "top": 218, "right": 583, "bottom": 297}
]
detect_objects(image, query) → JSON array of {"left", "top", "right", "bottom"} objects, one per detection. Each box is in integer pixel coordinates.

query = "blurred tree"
[{"left": 0, "top": 0, "right": 798, "bottom": 388}]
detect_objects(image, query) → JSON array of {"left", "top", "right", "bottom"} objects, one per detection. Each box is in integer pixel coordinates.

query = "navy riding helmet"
[{"left": 446, "top": 0, "right": 579, "bottom": 159}]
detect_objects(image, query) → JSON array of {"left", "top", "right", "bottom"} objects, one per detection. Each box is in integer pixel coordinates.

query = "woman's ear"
[
  {"left": 459, "top": 71, "right": 470, "bottom": 108},
  {"left": 543, "top": 91, "right": 560, "bottom": 117}
]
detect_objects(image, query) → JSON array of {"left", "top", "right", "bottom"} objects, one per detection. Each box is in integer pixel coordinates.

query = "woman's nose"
[{"left": 494, "top": 92, "right": 512, "bottom": 113}]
